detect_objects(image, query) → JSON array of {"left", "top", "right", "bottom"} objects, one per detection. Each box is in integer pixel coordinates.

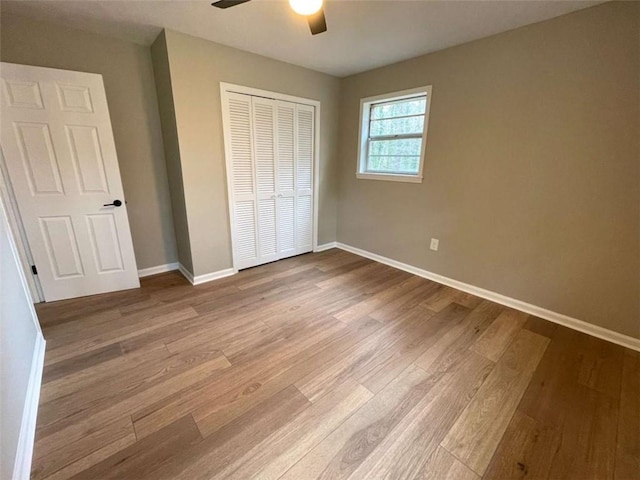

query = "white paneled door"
[
  {"left": 1, "top": 63, "right": 139, "bottom": 301},
  {"left": 223, "top": 90, "right": 315, "bottom": 270}
]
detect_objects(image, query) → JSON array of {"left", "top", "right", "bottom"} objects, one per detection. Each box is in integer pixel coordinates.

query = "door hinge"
[{"left": 31, "top": 265, "right": 38, "bottom": 275}]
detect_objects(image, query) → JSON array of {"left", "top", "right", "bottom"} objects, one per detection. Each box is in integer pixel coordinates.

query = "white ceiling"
[{"left": 2, "top": 0, "right": 605, "bottom": 77}]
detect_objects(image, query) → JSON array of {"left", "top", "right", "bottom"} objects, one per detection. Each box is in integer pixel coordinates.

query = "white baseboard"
[
  {"left": 178, "top": 263, "right": 194, "bottom": 284},
  {"left": 193, "top": 268, "right": 235, "bottom": 286},
  {"left": 137, "top": 262, "right": 179, "bottom": 278},
  {"left": 12, "top": 333, "right": 46, "bottom": 480},
  {"left": 336, "top": 242, "right": 640, "bottom": 352},
  {"left": 314, "top": 242, "right": 337, "bottom": 252},
  {"left": 178, "top": 263, "right": 235, "bottom": 286}
]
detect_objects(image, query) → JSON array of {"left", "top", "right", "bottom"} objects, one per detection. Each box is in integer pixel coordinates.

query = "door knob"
[{"left": 103, "top": 199, "right": 123, "bottom": 207}]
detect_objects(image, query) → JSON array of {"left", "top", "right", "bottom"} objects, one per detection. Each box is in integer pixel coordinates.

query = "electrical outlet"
[{"left": 430, "top": 238, "right": 439, "bottom": 251}]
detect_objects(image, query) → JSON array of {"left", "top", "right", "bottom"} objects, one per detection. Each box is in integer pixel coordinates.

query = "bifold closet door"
[
  {"left": 274, "top": 101, "right": 296, "bottom": 259},
  {"left": 296, "top": 103, "right": 314, "bottom": 254},
  {"left": 252, "top": 97, "right": 279, "bottom": 265},
  {"left": 275, "top": 101, "right": 314, "bottom": 259},
  {"left": 225, "top": 91, "right": 314, "bottom": 270},
  {"left": 226, "top": 92, "right": 260, "bottom": 269}
]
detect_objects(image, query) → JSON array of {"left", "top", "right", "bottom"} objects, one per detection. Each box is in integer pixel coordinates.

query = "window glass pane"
[
  {"left": 371, "top": 96, "right": 426, "bottom": 120},
  {"left": 366, "top": 156, "right": 420, "bottom": 174},
  {"left": 370, "top": 116, "right": 424, "bottom": 137},
  {"left": 369, "top": 138, "right": 422, "bottom": 157}
]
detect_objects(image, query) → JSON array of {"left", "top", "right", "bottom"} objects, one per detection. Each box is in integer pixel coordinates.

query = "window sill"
[{"left": 356, "top": 172, "right": 423, "bottom": 184}]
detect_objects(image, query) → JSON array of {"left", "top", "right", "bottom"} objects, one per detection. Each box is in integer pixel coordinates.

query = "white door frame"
[
  {"left": 220, "top": 82, "right": 321, "bottom": 273},
  {"left": 0, "top": 147, "right": 44, "bottom": 302}
]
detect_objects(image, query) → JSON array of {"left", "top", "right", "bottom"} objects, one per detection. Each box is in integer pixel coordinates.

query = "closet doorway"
[{"left": 220, "top": 83, "right": 320, "bottom": 271}]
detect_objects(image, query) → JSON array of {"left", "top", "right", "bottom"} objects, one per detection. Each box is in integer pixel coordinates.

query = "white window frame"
[{"left": 356, "top": 85, "right": 432, "bottom": 183}]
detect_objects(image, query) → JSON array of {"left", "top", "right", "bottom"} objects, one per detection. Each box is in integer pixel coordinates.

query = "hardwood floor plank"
[
  {"left": 193, "top": 317, "right": 382, "bottom": 437},
  {"left": 32, "top": 416, "right": 135, "bottom": 480},
  {"left": 248, "top": 285, "right": 354, "bottom": 331},
  {"left": 616, "top": 350, "right": 640, "bottom": 480},
  {"left": 333, "top": 276, "right": 424, "bottom": 324},
  {"left": 166, "top": 385, "right": 311, "bottom": 480},
  {"left": 452, "top": 291, "right": 484, "bottom": 310},
  {"left": 44, "top": 307, "right": 200, "bottom": 365},
  {"left": 164, "top": 314, "right": 270, "bottom": 355},
  {"left": 43, "top": 431, "right": 136, "bottom": 480},
  {"left": 191, "top": 283, "right": 293, "bottom": 316},
  {"left": 418, "top": 446, "right": 480, "bottom": 480},
  {"left": 45, "top": 298, "right": 204, "bottom": 347},
  {"left": 38, "top": 347, "right": 226, "bottom": 435},
  {"left": 212, "top": 379, "right": 373, "bottom": 480},
  {"left": 441, "top": 329, "right": 549, "bottom": 475},
  {"left": 483, "top": 410, "right": 561, "bottom": 480},
  {"left": 295, "top": 305, "right": 435, "bottom": 402},
  {"left": 347, "top": 350, "right": 493, "bottom": 480},
  {"left": 420, "top": 285, "right": 460, "bottom": 312},
  {"left": 469, "top": 308, "right": 528, "bottom": 362},
  {"left": 315, "top": 261, "right": 384, "bottom": 290},
  {"left": 368, "top": 279, "right": 440, "bottom": 323},
  {"left": 577, "top": 334, "right": 625, "bottom": 399},
  {"left": 415, "top": 300, "right": 503, "bottom": 372},
  {"left": 358, "top": 303, "right": 469, "bottom": 394},
  {"left": 523, "top": 314, "right": 557, "bottom": 338},
  {"left": 120, "top": 283, "right": 241, "bottom": 317},
  {"left": 519, "top": 326, "right": 609, "bottom": 428},
  {"left": 35, "top": 353, "right": 230, "bottom": 460},
  {"left": 42, "top": 343, "right": 123, "bottom": 384},
  {"left": 40, "top": 341, "right": 169, "bottom": 404},
  {"left": 132, "top": 316, "right": 352, "bottom": 438},
  {"left": 225, "top": 312, "right": 350, "bottom": 367},
  {"left": 68, "top": 415, "right": 202, "bottom": 480},
  {"left": 41, "top": 308, "right": 122, "bottom": 341},
  {"left": 547, "top": 384, "right": 619, "bottom": 480},
  {"left": 35, "top": 289, "right": 139, "bottom": 329},
  {"left": 236, "top": 263, "right": 317, "bottom": 290},
  {"left": 314, "top": 250, "right": 366, "bottom": 272},
  {"left": 280, "top": 364, "right": 430, "bottom": 480}
]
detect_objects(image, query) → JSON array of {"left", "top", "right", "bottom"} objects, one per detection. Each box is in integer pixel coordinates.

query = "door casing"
[{"left": 0, "top": 147, "right": 43, "bottom": 302}]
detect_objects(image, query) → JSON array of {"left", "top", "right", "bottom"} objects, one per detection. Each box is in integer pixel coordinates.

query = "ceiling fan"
[{"left": 211, "top": 0, "right": 328, "bottom": 35}]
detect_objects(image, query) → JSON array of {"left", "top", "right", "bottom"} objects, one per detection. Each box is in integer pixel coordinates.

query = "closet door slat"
[
  {"left": 276, "top": 101, "right": 297, "bottom": 258},
  {"left": 226, "top": 92, "right": 258, "bottom": 267},
  {"left": 296, "top": 104, "right": 314, "bottom": 253},
  {"left": 252, "top": 97, "right": 278, "bottom": 263}
]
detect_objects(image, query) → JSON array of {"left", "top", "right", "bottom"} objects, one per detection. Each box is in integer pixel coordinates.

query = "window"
[{"left": 357, "top": 86, "right": 432, "bottom": 183}]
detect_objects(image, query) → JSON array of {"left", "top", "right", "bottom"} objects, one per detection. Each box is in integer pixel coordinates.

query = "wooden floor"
[{"left": 33, "top": 249, "right": 639, "bottom": 480}]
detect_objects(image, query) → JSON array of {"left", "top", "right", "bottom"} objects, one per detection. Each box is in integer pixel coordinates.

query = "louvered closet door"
[
  {"left": 226, "top": 92, "right": 259, "bottom": 269},
  {"left": 296, "top": 104, "right": 314, "bottom": 254},
  {"left": 275, "top": 100, "right": 297, "bottom": 259},
  {"left": 225, "top": 91, "right": 315, "bottom": 270},
  {"left": 252, "top": 97, "right": 279, "bottom": 265}
]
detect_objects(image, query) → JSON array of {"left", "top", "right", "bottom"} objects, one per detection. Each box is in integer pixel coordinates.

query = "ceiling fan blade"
[
  {"left": 211, "top": 0, "right": 251, "bottom": 9},
  {"left": 307, "top": 8, "right": 327, "bottom": 35}
]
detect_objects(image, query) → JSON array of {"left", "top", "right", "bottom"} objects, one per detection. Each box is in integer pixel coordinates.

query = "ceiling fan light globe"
[{"left": 289, "top": 0, "right": 323, "bottom": 16}]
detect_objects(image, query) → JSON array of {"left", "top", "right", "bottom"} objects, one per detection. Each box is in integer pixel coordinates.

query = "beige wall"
[
  {"left": 336, "top": 1, "right": 640, "bottom": 338},
  {"left": 153, "top": 29, "right": 341, "bottom": 276},
  {"left": 150, "top": 32, "right": 193, "bottom": 273},
  {"left": 0, "top": 15, "right": 178, "bottom": 270}
]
